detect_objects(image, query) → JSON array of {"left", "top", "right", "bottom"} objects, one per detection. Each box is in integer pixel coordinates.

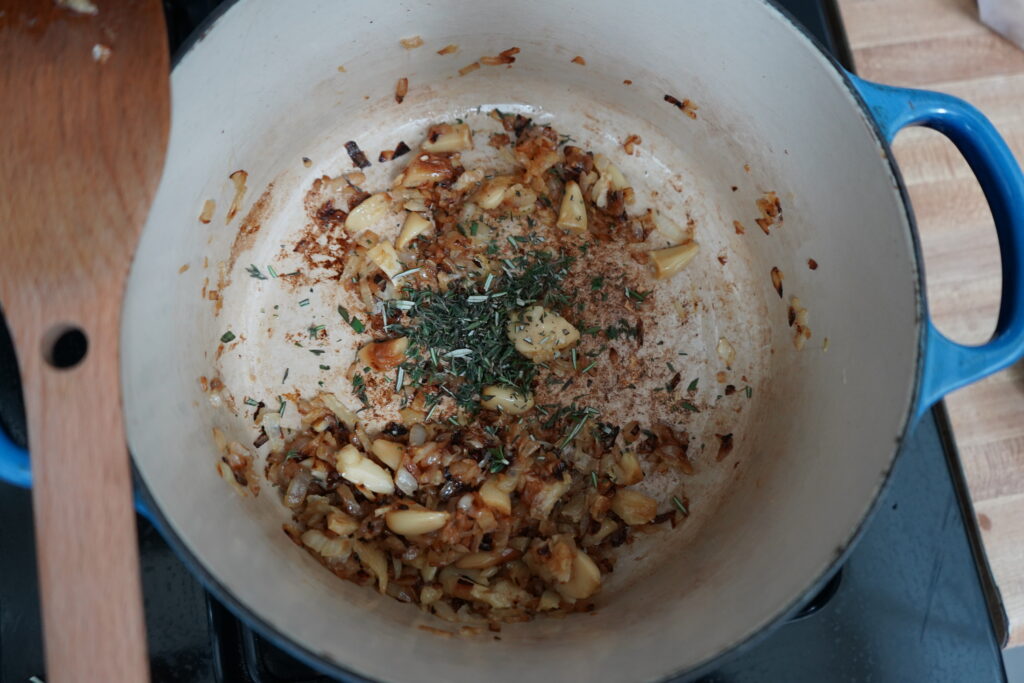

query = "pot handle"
[
  {"left": 848, "top": 74, "right": 1024, "bottom": 420},
  {"left": 0, "top": 427, "right": 151, "bottom": 517},
  {"left": 0, "top": 429, "right": 31, "bottom": 489}
]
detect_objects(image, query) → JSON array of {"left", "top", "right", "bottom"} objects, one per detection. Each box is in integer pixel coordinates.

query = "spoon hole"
[{"left": 43, "top": 326, "right": 88, "bottom": 369}]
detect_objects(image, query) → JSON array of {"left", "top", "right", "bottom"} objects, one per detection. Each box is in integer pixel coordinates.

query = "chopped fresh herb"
[
  {"left": 687, "top": 378, "right": 699, "bottom": 392},
  {"left": 625, "top": 287, "right": 650, "bottom": 302},
  {"left": 267, "top": 265, "right": 279, "bottom": 278},
  {"left": 299, "top": 298, "right": 310, "bottom": 307},
  {"left": 281, "top": 368, "right": 290, "bottom": 384},
  {"left": 396, "top": 366, "right": 405, "bottom": 390},
  {"left": 590, "top": 471, "right": 599, "bottom": 488},
  {"left": 278, "top": 397, "right": 287, "bottom": 417},
  {"left": 680, "top": 401, "right": 700, "bottom": 413},
  {"left": 470, "top": 221, "right": 479, "bottom": 236},
  {"left": 319, "top": 364, "right": 330, "bottom": 370},
  {"left": 571, "top": 347, "right": 578, "bottom": 370},
  {"left": 745, "top": 386, "right": 753, "bottom": 398},
  {"left": 246, "top": 264, "right": 268, "bottom": 280},
  {"left": 672, "top": 495, "right": 689, "bottom": 516},
  {"left": 285, "top": 450, "right": 300, "bottom": 460},
  {"left": 349, "top": 318, "right": 365, "bottom": 334},
  {"left": 557, "top": 408, "right": 598, "bottom": 448},
  {"left": 243, "top": 397, "right": 259, "bottom": 407},
  {"left": 308, "top": 324, "right": 325, "bottom": 338},
  {"left": 590, "top": 276, "right": 604, "bottom": 291},
  {"left": 386, "top": 249, "right": 574, "bottom": 412},
  {"left": 580, "top": 360, "right": 598, "bottom": 374},
  {"left": 220, "top": 331, "right": 236, "bottom": 343},
  {"left": 604, "top": 319, "right": 638, "bottom": 340},
  {"left": 487, "top": 445, "right": 510, "bottom": 473},
  {"left": 667, "top": 361, "right": 676, "bottom": 373},
  {"left": 309, "top": 349, "right": 325, "bottom": 356},
  {"left": 337, "top": 305, "right": 351, "bottom": 323},
  {"left": 352, "top": 374, "right": 369, "bottom": 406}
]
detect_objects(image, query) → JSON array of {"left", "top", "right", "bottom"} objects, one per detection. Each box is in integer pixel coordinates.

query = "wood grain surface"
[
  {"left": 839, "top": 0, "right": 1024, "bottom": 648},
  {"left": 0, "top": 1, "right": 169, "bottom": 680}
]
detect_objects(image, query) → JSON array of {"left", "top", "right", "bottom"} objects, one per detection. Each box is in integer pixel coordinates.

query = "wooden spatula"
[{"left": 0, "top": 1, "right": 170, "bottom": 680}]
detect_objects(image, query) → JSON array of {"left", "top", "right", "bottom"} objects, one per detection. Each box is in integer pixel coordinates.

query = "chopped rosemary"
[
  {"left": 680, "top": 401, "right": 700, "bottom": 413},
  {"left": 277, "top": 397, "right": 286, "bottom": 417},
  {"left": 298, "top": 298, "right": 310, "bottom": 307},
  {"left": 220, "top": 331, "right": 236, "bottom": 343},
  {"left": 337, "top": 305, "right": 351, "bottom": 323},
  {"left": 672, "top": 495, "right": 689, "bottom": 516},
  {"left": 246, "top": 264, "right": 268, "bottom": 280},
  {"left": 745, "top": 386, "right": 753, "bottom": 398},
  {"left": 687, "top": 377, "right": 699, "bottom": 392},
  {"left": 386, "top": 249, "right": 574, "bottom": 412},
  {"left": 319, "top": 364, "right": 330, "bottom": 370},
  {"left": 590, "top": 471, "right": 599, "bottom": 488},
  {"left": 350, "top": 318, "right": 366, "bottom": 333},
  {"left": 267, "top": 265, "right": 279, "bottom": 278},
  {"left": 281, "top": 368, "right": 290, "bottom": 384},
  {"left": 309, "top": 349, "right": 325, "bottom": 356},
  {"left": 624, "top": 287, "right": 650, "bottom": 302},
  {"left": 243, "top": 397, "right": 259, "bottom": 407},
  {"left": 352, "top": 374, "right": 369, "bottom": 406},
  {"left": 487, "top": 445, "right": 509, "bottom": 473},
  {"left": 308, "top": 324, "right": 325, "bottom": 338}
]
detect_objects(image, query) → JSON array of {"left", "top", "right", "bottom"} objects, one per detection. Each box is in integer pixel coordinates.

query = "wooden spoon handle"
[{"left": 19, "top": 315, "right": 149, "bottom": 682}]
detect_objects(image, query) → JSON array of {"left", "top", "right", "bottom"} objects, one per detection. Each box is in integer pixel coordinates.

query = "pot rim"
[{"left": 138, "top": 1, "right": 927, "bottom": 680}]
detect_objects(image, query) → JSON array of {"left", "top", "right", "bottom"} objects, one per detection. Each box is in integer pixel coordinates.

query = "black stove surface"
[{"left": 0, "top": 2, "right": 1008, "bottom": 681}]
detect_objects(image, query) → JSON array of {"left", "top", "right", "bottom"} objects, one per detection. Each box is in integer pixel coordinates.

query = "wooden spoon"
[{"left": 0, "top": 1, "right": 169, "bottom": 680}]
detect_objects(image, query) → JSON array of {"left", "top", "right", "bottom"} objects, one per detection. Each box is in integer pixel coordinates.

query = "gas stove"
[{"left": 0, "top": 2, "right": 1008, "bottom": 681}]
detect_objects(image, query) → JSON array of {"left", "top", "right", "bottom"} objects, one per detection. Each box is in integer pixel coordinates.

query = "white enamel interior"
[{"left": 122, "top": 1, "right": 921, "bottom": 681}]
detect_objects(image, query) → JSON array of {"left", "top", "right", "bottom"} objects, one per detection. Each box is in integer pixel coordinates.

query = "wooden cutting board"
[{"left": 838, "top": 0, "right": 1024, "bottom": 648}]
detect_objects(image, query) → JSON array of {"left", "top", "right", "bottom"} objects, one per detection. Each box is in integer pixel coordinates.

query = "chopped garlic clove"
[
  {"left": 480, "top": 385, "right": 534, "bottom": 415},
  {"left": 344, "top": 193, "right": 391, "bottom": 233},
  {"left": 370, "top": 439, "right": 404, "bottom": 470},
  {"left": 472, "top": 176, "right": 514, "bottom": 209},
  {"left": 613, "top": 450, "right": 644, "bottom": 486},
  {"left": 385, "top": 509, "right": 449, "bottom": 536},
  {"left": 557, "top": 180, "right": 587, "bottom": 232},
  {"left": 610, "top": 489, "right": 657, "bottom": 525},
  {"left": 396, "top": 212, "right": 433, "bottom": 250},
  {"left": 336, "top": 444, "right": 395, "bottom": 494},
  {"left": 649, "top": 241, "right": 700, "bottom": 279},
  {"left": 327, "top": 511, "right": 359, "bottom": 537},
  {"left": 556, "top": 550, "right": 602, "bottom": 600},
  {"left": 507, "top": 305, "right": 580, "bottom": 362},
  {"left": 366, "top": 240, "right": 403, "bottom": 280},
  {"left": 479, "top": 476, "right": 513, "bottom": 515},
  {"left": 421, "top": 123, "right": 473, "bottom": 153}
]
